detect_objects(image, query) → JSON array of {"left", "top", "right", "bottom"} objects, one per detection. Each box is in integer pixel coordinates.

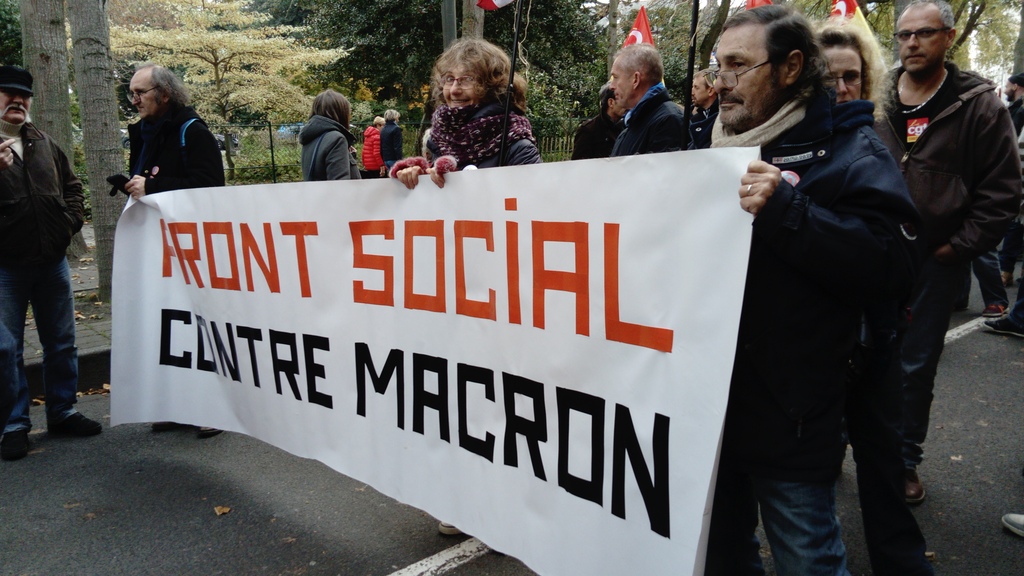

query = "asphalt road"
[{"left": 1, "top": 290, "right": 1023, "bottom": 575}]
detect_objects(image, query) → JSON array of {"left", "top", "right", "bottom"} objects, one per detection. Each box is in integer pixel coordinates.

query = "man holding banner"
[{"left": 703, "top": 6, "right": 920, "bottom": 574}]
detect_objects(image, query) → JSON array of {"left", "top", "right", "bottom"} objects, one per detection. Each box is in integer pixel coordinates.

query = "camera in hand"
[{"left": 106, "top": 174, "right": 130, "bottom": 197}]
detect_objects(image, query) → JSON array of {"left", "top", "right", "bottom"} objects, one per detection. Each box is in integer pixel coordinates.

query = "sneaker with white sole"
[
  {"left": 1002, "top": 513, "right": 1024, "bottom": 538},
  {"left": 984, "top": 317, "right": 1024, "bottom": 338}
]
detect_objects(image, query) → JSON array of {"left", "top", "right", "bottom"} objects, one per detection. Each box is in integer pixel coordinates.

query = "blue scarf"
[
  {"left": 132, "top": 113, "right": 170, "bottom": 176},
  {"left": 624, "top": 82, "right": 666, "bottom": 127}
]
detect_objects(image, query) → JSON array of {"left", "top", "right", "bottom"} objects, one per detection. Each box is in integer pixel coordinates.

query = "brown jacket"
[
  {"left": 875, "top": 63, "right": 1021, "bottom": 261},
  {"left": 0, "top": 122, "right": 84, "bottom": 266}
]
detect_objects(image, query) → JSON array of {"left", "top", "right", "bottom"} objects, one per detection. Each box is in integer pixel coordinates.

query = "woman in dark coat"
[{"left": 299, "top": 90, "right": 360, "bottom": 181}]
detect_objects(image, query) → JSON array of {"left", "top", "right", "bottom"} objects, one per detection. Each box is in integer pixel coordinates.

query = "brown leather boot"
[{"left": 905, "top": 468, "right": 926, "bottom": 504}]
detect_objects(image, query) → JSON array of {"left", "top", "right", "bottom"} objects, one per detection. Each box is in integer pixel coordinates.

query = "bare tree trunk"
[
  {"left": 607, "top": 0, "right": 619, "bottom": 74},
  {"left": 1015, "top": 0, "right": 1024, "bottom": 74},
  {"left": 20, "top": 0, "right": 88, "bottom": 259},
  {"left": 68, "top": 0, "right": 122, "bottom": 302},
  {"left": 893, "top": 0, "right": 913, "bottom": 60},
  {"left": 950, "top": 1, "right": 985, "bottom": 59},
  {"left": 20, "top": 0, "right": 72, "bottom": 153},
  {"left": 461, "top": 0, "right": 484, "bottom": 39},
  {"left": 699, "top": 0, "right": 732, "bottom": 70}
]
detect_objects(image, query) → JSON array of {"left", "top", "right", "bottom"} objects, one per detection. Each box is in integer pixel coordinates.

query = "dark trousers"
[
  {"left": 998, "top": 219, "right": 1023, "bottom": 273},
  {"left": 847, "top": 303, "right": 933, "bottom": 576}
]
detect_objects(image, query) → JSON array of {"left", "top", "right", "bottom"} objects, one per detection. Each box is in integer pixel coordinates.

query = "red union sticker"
[
  {"left": 780, "top": 170, "right": 800, "bottom": 186},
  {"left": 907, "top": 118, "right": 928, "bottom": 143}
]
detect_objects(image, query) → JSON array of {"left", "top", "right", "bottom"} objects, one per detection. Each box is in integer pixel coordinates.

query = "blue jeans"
[
  {"left": 0, "top": 320, "right": 18, "bottom": 432},
  {"left": 0, "top": 258, "right": 79, "bottom": 433},
  {"left": 847, "top": 302, "right": 933, "bottom": 576},
  {"left": 705, "top": 469, "right": 849, "bottom": 576},
  {"left": 901, "top": 257, "right": 961, "bottom": 469},
  {"left": 956, "top": 251, "right": 1007, "bottom": 308},
  {"left": 998, "top": 219, "right": 1023, "bottom": 273},
  {"left": 1004, "top": 279, "right": 1024, "bottom": 328}
]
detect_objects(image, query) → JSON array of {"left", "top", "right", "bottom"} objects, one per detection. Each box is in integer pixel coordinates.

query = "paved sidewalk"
[{"left": 23, "top": 222, "right": 112, "bottom": 394}]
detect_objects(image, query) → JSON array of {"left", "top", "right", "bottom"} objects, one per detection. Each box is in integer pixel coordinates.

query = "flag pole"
[
  {"left": 682, "top": 0, "right": 699, "bottom": 149},
  {"left": 498, "top": 0, "right": 526, "bottom": 166}
]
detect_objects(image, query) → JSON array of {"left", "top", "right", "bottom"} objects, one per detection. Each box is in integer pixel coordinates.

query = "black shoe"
[
  {"left": 984, "top": 317, "right": 1024, "bottom": 338},
  {"left": 47, "top": 413, "right": 102, "bottom": 437},
  {"left": 151, "top": 421, "right": 187, "bottom": 432},
  {"left": 1, "top": 429, "right": 30, "bottom": 461}
]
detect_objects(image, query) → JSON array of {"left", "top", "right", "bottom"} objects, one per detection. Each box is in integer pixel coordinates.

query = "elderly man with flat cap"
[{"left": 0, "top": 65, "right": 101, "bottom": 462}]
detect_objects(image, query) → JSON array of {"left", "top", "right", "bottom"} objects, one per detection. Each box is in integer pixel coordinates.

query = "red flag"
[
  {"left": 831, "top": 0, "right": 853, "bottom": 17},
  {"left": 477, "top": 0, "right": 514, "bottom": 10},
  {"left": 746, "top": 0, "right": 772, "bottom": 8},
  {"left": 830, "top": 0, "right": 873, "bottom": 33},
  {"left": 622, "top": 6, "right": 655, "bottom": 48}
]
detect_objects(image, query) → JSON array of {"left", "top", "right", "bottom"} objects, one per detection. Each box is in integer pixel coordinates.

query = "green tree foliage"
[
  {"left": 248, "top": 0, "right": 312, "bottom": 27},
  {"left": 309, "top": 0, "right": 445, "bottom": 106},
  {"left": 492, "top": 1, "right": 605, "bottom": 117},
  {"left": 308, "top": 0, "right": 605, "bottom": 118},
  {"left": 111, "top": 0, "right": 343, "bottom": 177},
  {"left": 0, "top": 0, "right": 21, "bottom": 64},
  {"left": 970, "top": 0, "right": 1020, "bottom": 78},
  {"left": 111, "top": 0, "right": 342, "bottom": 124}
]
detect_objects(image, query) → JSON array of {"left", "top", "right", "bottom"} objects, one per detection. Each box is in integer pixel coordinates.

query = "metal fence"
[{"left": 199, "top": 119, "right": 578, "bottom": 185}]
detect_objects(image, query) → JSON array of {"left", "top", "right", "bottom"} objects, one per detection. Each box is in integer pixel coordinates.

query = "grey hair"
[
  {"left": 902, "top": 0, "right": 955, "bottom": 28},
  {"left": 421, "top": 128, "right": 432, "bottom": 161},
  {"left": 136, "top": 63, "right": 190, "bottom": 108},
  {"left": 384, "top": 109, "right": 400, "bottom": 122},
  {"left": 613, "top": 44, "right": 664, "bottom": 88}
]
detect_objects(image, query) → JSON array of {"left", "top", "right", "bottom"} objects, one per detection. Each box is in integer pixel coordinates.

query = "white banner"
[{"left": 111, "top": 148, "right": 757, "bottom": 576}]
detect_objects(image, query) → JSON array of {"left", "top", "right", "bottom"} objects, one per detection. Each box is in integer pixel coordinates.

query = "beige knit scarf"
[
  {"left": 0, "top": 118, "right": 24, "bottom": 158},
  {"left": 710, "top": 88, "right": 813, "bottom": 149}
]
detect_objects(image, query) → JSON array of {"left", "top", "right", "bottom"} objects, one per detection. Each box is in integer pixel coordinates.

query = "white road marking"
[
  {"left": 386, "top": 537, "right": 492, "bottom": 576},
  {"left": 946, "top": 316, "right": 988, "bottom": 343}
]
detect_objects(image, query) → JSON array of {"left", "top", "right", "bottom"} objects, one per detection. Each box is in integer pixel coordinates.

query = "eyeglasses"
[
  {"left": 442, "top": 75, "right": 477, "bottom": 88},
  {"left": 714, "top": 60, "right": 771, "bottom": 89},
  {"left": 126, "top": 86, "right": 157, "bottom": 103},
  {"left": 893, "top": 27, "right": 951, "bottom": 43},
  {"left": 830, "top": 71, "right": 863, "bottom": 87},
  {"left": 700, "top": 70, "right": 717, "bottom": 87}
]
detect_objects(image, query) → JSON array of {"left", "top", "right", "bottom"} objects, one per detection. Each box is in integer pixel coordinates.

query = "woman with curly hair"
[
  {"left": 817, "top": 21, "right": 889, "bottom": 117},
  {"left": 394, "top": 38, "right": 540, "bottom": 189}
]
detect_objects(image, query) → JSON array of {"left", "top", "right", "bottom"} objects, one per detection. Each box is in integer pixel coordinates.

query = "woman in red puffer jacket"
[{"left": 361, "top": 116, "right": 385, "bottom": 178}]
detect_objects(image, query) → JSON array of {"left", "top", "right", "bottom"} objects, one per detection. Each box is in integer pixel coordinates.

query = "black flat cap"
[{"left": 0, "top": 65, "right": 33, "bottom": 95}]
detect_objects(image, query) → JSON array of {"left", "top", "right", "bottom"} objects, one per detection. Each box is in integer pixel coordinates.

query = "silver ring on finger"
[{"left": 746, "top": 184, "right": 753, "bottom": 196}]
